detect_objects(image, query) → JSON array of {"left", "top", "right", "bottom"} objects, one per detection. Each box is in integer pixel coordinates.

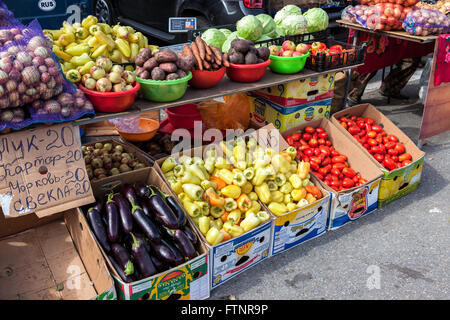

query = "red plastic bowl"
[
  {"left": 165, "top": 104, "right": 202, "bottom": 130},
  {"left": 226, "top": 59, "right": 271, "bottom": 83},
  {"left": 189, "top": 67, "right": 226, "bottom": 89},
  {"left": 78, "top": 81, "right": 140, "bottom": 113}
]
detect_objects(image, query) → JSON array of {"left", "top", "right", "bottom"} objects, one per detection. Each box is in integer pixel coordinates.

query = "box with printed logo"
[
  {"left": 251, "top": 73, "right": 336, "bottom": 107},
  {"left": 248, "top": 93, "right": 331, "bottom": 133}
]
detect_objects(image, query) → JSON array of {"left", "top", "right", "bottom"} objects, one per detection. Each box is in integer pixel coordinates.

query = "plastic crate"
[
  {"left": 305, "top": 38, "right": 366, "bottom": 72},
  {"left": 187, "top": 24, "right": 236, "bottom": 41}
]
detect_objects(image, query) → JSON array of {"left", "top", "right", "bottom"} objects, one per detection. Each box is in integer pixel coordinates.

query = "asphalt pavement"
[{"left": 208, "top": 70, "right": 450, "bottom": 300}]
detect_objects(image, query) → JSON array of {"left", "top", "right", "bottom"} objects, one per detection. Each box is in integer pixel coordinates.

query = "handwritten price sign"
[{"left": 0, "top": 123, "right": 94, "bottom": 218}]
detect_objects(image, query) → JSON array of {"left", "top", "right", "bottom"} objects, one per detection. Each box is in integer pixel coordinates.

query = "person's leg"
[
  {"left": 379, "top": 57, "right": 421, "bottom": 98},
  {"left": 348, "top": 70, "right": 378, "bottom": 104}
]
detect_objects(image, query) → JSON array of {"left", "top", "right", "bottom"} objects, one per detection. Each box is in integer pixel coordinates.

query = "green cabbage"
[
  {"left": 303, "top": 8, "right": 329, "bottom": 33},
  {"left": 278, "top": 14, "right": 308, "bottom": 35},
  {"left": 274, "top": 4, "right": 302, "bottom": 26},
  {"left": 236, "top": 15, "right": 263, "bottom": 41},
  {"left": 255, "top": 34, "right": 272, "bottom": 48},
  {"left": 201, "top": 28, "right": 226, "bottom": 49},
  {"left": 256, "top": 14, "right": 276, "bottom": 35},
  {"left": 222, "top": 31, "right": 240, "bottom": 53},
  {"left": 219, "top": 28, "right": 232, "bottom": 38}
]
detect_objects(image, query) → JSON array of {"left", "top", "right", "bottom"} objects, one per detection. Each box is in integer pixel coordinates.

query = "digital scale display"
[{"left": 168, "top": 17, "right": 197, "bottom": 33}]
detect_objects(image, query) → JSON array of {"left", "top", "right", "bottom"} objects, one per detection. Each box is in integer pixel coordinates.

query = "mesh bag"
[{"left": 402, "top": 8, "right": 450, "bottom": 36}]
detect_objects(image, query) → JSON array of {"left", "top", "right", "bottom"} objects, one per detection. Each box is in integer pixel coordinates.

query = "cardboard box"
[
  {"left": 283, "top": 119, "right": 383, "bottom": 230},
  {"left": 0, "top": 209, "right": 116, "bottom": 300},
  {"left": 268, "top": 175, "right": 331, "bottom": 256},
  {"left": 85, "top": 167, "right": 210, "bottom": 300},
  {"left": 251, "top": 73, "right": 336, "bottom": 107},
  {"left": 83, "top": 138, "right": 154, "bottom": 192},
  {"left": 331, "top": 104, "right": 425, "bottom": 208},
  {"left": 248, "top": 92, "right": 331, "bottom": 133}
]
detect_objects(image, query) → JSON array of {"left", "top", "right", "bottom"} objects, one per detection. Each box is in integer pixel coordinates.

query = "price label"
[
  {"left": 168, "top": 17, "right": 197, "bottom": 33},
  {"left": 0, "top": 123, "right": 94, "bottom": 218}
]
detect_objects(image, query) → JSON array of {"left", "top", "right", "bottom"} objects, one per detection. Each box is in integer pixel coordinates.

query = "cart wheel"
[{"left": 94, "top": 0, "right": 114, "bottom": 24}]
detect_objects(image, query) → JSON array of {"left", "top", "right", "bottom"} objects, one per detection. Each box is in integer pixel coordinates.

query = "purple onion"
[
  {"left": 7, "top": 46, "right": 20, "bottom": 55},
  {"left": 1, "top": 109, "right": 13, "bottom": 122},
  {"left": 43, "top": 100, "right": 61, "bottom": 114},
  {"left": 0, "top": 70, "right": 8, "bottom": 84},
  {"left": 12, "top": 108, "right": 25, "bottom": 118},
  {"left": 38, "top": 65, "right": 47, "bottom": 73},
  {"left": 21, "top": 95, "right": 32, "bottom": 104},
  {"left": 0, "top": 30, "right": 12, "bottom": 42},
  {"left": 46, "top": 77, "right": 56, "bottom": 89},
  {"left": 74, "top": 89, "right": 85, "bottom": 99},
  {"left": 16, "top": 51, "right": 32, "bottom": 66},
  {"left": 8, "top": 70, "right": 20, "bottom": 82},
  {"left": 48, "top": 66, "right": 60, "bottom": 76},
  {"left": 32, "top": 99, "right": 42, "bottom": 110},
  {"left": 44, "top": 57, "right": 55, "bottom": 67},
  {"left": 13, "top": 59, "right": 24, "bottom": 72},
  {"left": 25, "top": 88, "right": 37, "bottom": 96},
  {"left": 55, "top": 73, "right": 63, "bottom": 85},
  {"left": 41, "top": 72, "right": 50, "bottom": 83},
  {"left": 75, "top": 96, "right": 85, "bottom": 109},
  {"left": 17, "top": 82, "right": 26, "bottom": 94},
  {"left": 10, "top": 28, "right": 20, "bottom": 36},
  {"left": 54, "top": 85, "right": 63, "bottom": 96},
  {"left": 60, "top": 107, "right": 71, "bottom": 118},
  {"left": 22, "top": 66, "right": 40, "bottom": 85},
  {"left": 57, "top": 93, "right": 74, "bottom": 108},
  {"left": 84, "top": 100, "right": 94, "bottom": 111},
  {"left": 34, "top": 46, "right": 49, "bottom": 58},
  {"left": 5, "top": 80, "right": 17, "bottom": 92},
  {"left": 41, "top": 88, "right": 54, "bottom": 100},
  {"left": 27, "top": 36, "right": 50, "bottom": 51},
  {"left": 0, "top": 61, "right": 12, "bottom": 73},
  {"left": 14, "top": 34, "right": 24, "bottom": 42}
]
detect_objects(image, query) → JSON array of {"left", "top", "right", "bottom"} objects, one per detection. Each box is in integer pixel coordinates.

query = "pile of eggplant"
[{"left": 85, "top": 183, "right": 200, "bottom": 283}]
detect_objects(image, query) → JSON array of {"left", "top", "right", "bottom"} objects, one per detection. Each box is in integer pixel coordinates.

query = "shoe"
[{"left": 378, "top": 89, "right": 410, "bottom": 100}]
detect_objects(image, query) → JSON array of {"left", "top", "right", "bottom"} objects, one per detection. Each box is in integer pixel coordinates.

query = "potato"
[
  {"left": 151, "top": 67, "right": 165, "bottom": 80},
  {"left": 140, "top": 70, "right": 150, "bottom": 79},
  {"left": 154, "top": 49, "right": 178, "bottom": 63},
  {"left": 135, "top": 48, "right": 152, "bottom": 67},
  {"left": 176, "top": 55, "right": 195, "bottom": 72},
  {"left": 176, "top": 69, "right": 187, "bottom": 79},
  {"left": 159, "top": 62, "right": 178, "bottom": 73},
  {"left": 166, "top": 73, "right": 179, "bottom": 80},
  {"left": 143, "top": 57, "right": 158, "bottom": 72}
]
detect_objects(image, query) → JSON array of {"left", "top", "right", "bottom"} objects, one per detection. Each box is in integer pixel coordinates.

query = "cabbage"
[
  {"left": 222, "top": 31, "right": 240, "bottom": 53},
  {"left": 279, "top": 14, "right": 308, "bottom": 35},
  {"left": 219, "top": 28, "right": 232, "bottom": 38},
  {"left": 236, "top": 15, "right": 263, "bottom": 41},
  {"left": 201, "top": 28, "right": 226, "bottom": 49},
  {"left": 256, "top": 14, "right": 276, "bottom": 35},
  {"left": 274, "top": 4, "right": 302, "bottom": 26},
  {"left": 255, "top": 34, "right": 272, "bottom": 47},
  {"left": 303, "top": 8, "right": 329, "bottom": 32}
]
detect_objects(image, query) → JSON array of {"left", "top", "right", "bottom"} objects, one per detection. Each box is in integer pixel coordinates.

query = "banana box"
[
  {"left": 331, "top": 104, "right": 425, "bottom": 208},
  {"left": 283, "top": 118, "right": 383, "bottom": 231},
  {"left": 248, "top": 92, "right": 331, "bottom": 133},
  {"left": 268, "top": 176, "right": 331, "bottom": 256},
  {"left": 251, "top": 73, "right": 336, "bottom": 107}
]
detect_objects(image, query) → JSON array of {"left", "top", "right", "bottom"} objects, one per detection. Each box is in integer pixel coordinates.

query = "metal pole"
[{"left": 343, "top": 30, "right": 360, "bottom": 108}]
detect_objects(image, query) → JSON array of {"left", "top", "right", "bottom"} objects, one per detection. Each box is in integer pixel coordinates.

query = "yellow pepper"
[
  {"left": 109, "top": 49, "right": 122, "bottom": 63},
  {"left": 161, "top": 157, "right": 177, "bottom": 173},
  {"left": 297, "top": 161, "right": 310, "bottom": 180},
  {"left": 95, "top": 30, "right": 116, "bottom": 51},
  {"left": 232, "top": 171, "right": 247, "bottom": 187},
  {"left": 271, "top": 191, "right": 284, "bottom": 203},
  {"left": 284, "top": 194, "right": 293, "bottom": 205},
  {"left": 65, "top": 42, "right": 78, "bottom": 50},
  {"left": 256, "top": 211, "right": 270, "bottom": 222},
  {"left": 215, "top": 218, "right": 223, "bottom": 230},
  {"left": 206, "top": 227, "right": 223, "bottom": 246},
  {"left": 116, "top": 26, "right": 130, "bottom": 40},
  {"left": 255, "top": 183, "right": 271, "bottom": 204},
  {"left": 236, "top": 193, "right": 252, "bottom": 212},
  {"left": 58, "top": 33, "right": 75, "bottom": 47},
  {"left": 306, "top": 193, "right": 317, "bottom": 204},
  {"left": 227, "top": 209, "right": 241, "bottom": 224},
  {"left": 220, "top": 185, "right": 241, "bottom": 199},
  {"left": 82, "top": 15, "right": 98, "bottom": 28},
  {"left": 297, "top": 198, "right": 309, "bottom": 208},
  {"left": 223, "top": 221, "right": 244, "bottom": 237},
  {"left": 136, "top": 32, "right": 146, "bottom": 48},
  {"left": 291, "top": 188, "right": 307, "bottom": 202},
  {"left": 217, "top": 169, "right": 234, "bottom": 185},
  {"left": 265, "top": 147, "right": 276, "bottom": 157},
  {"left": 245, "top": 201, "right": 261, "bottom": 217},
  {"left": 65, "top": 43, "right": 90, "bottom": 56},
  {"left": 274, "top": 173, "right": 287, "bottom": 187},
  {"left": 201, "top": 180, "right": 217, "bottom": 191},
  {"left": 198, "top": 216, "right": 211, "bottom": 235},
  {"left": 286, "top": 146, "right": 297, "bottom": 160},
  {"left": 210, "top": 206, "right": 225, "bottom": 219},
  {"left": 70, "top": 52, "right": 92, "bottom": 66},
  {"left": 98, "top": 23, "right": 112, "bottom": 34},
  {"left": 44, "top": 29, "right": 64, "bottom": 41},
  {"left": 240, "top": 212, "right": 261, "bottom": 232},
  {"left": 168, "top": 178, "right": 183, "bottom": 195},
  {"left": 267, "top": 180, "right": 278, "bottom": 191},
  {"left": 53, "top": 48, "right": 72, "bottom": 61},
  {"left": 241, "top": 181, "right": 253, "bottom": 194},
  {"left": 75, "top": 27, "right": 89, "bottom": 39},
  {"left": 182, "top": 183, "right": 204, "bottom": 201},
  {"left": 62, "top": 21, "right": 75, "bottom": 34},
  {"left": 89, "top": 24, "right": 102, "bottom": 35},
  {"left": 115, "top": 38, "right": 131, "bottom": 58},
  {"left": 248, "top": 192, "right": 258, "bottom": 201},
  {"left": 243, "top": 167, "right": 255, "bottom": 180},
  {"left": 204, "top": 188, "right": 225, "bottom": 207},
  {"left": 195, "top": 201, "right": 210, "bottom": 216},
  {"left": 62, "top": 61, "right": 74, "bottom": 71},
  {"left": 187, "top": 163, "right": 209, "bottom": 181},
  {"left": 251, "top": 167, "right": 268, "bottom": 186},
  {"left": 271, "top": 154, "right": 291, "bottom": 174},
  {"left": 128, "top": 33, "right": 139, "bottom": 43},
  {"left": 91, "top": 44, "right": 108, "bottom": 58},
  {"left": 287, "top": 203, "right": 297, "bottom": 212},
  {"left": 66, "top": 69, "right": 81, "bottom": 83},
  {"left": 268, "top": 202, "right": 288, "bottom": 216},
  {"left": 234, "top": 160, "right": 247, "bottom": 171},
  {"left": 182, "top": 199, "right": 202, "bottom": 218},
  {"left": 214, "top": 157, "right": 231, "bottom": 170},
  {"left": 289, "top": 174, "right": 303, "bottom": 189}
]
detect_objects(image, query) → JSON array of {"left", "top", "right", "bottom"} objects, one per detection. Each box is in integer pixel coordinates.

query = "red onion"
[
  {"left": 54, "top": 85, "right": 63, "bottom": 96},
  {"left": 1, "top": 109, "right": 13, "bottom": 122},
  {"left": 43, "top": 100, "right": 61, "bottom": 114},
  {"left": 74, "top": 89, "right": 85, "bottom": 99},
  {"left": 8, "top": 92, "right": 19, "bottom": 107},
  {"left": 38, "top": 65, "right": 47, "bottom": 73},
  {"left": 0, "top": 98, "right": 9, "bottom": 109},
  {"left": 84, "top": 100, "right": 94, "bottom": 111},
  {"left": 0, "top": 61, "right": 12, "bottom": 73},
  {"left": 17, "top": 82, "right": 26, "bottom": 94},
  {"left": 13, "top": 59, "right": 24, "bottom": 72},
  {"left": 26, "top": 88, "right": 37, "bottom": 96},
  {"left": 11, "top": 115, "right": 24, "bottom": 122},
  {"left": 8, "top": 70, "right": 20, "bottom": 82},
  {"left": 75, "top": 96, "right": 85, "bottom": 108},
  {"left": 32, "top": 56, "right": 44, "bottom": 67},
  {"left": 34, "top": 46, "right": 49, "bottom": 58},
  {"left": 16, "top": 51, "right": 32, "bottom": 66},
  {"left": 0, "top": 85, "right": 4, "bottom": 97},
  {"left": 27, "top": 36, "right": 50, "bottom": 52},
  {"left": 57, "top": 93, "right": 74, "bottom": 108},
  {"left": 7, "top": 45, "right": 20, "bottom": 55},
  {"left": 0, "top": 70, "right": 8, "bottom": 84},
  {"left": 0, "top": 30, "right": 12, "bottom": 42},
  {"left": 21, "top": 95, "right": 32, "bottom": 104},
  {"left": 44, "top": 57, "right": 55, "bottom": 67},
  {"left": 55, "top": 73, "right": 63, "bottom": 85},
  {"left": 41, "top": 72, "right": 51, "bottom": 83},
  {"left": 32, "top": 100, "right": 42, "bottom": 110},
  {"left": 48, "top": 66, "right": 60, "bottom": 76},
  {"left": 38, "top": 82, "right": 48, "bottom": 95},
  {"left": 5, "top": 80, "right": 17, "bottom": 92},
  {"left": 60, "top": 107, "right": 72, "bottom": 118},
  {"left": 41, "top": 88, "right": 54, "bottom": 100},
  {"left": 14, "top": 34, "right": 24, "bottom": 42},
  {"left": 12, "top": 107, "right": 24, "bottom": 118},
  {"left": 10, "top": 28, "right": 20, "bottom": 36},
  {"left": 46, "top": 77, "right": 56, "bottom": 89},
  {"left": 22, "top": 66, "right": 40, "bottom": 85}
]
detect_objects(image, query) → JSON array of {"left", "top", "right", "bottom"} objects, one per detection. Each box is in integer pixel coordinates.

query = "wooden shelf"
[
  {"left": 336, "top": 20, "right": 438, "bottom": 44},
  {"left": 74, "top": 63, "right": 363, "bottom": 126}
]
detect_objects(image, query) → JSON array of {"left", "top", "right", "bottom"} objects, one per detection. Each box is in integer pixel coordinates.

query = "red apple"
[
  {"left": 282, "top": 40, "right": 296, "bottom": 51},
  {"left": 269, "top": 45, "right": 280, "bottom": 56},
  {"left": 296, "top": 43, "right": 309, "bottom": 54},
  {"left": 278, "top": 48, "right": 285, "bottom": 56},
  {"left": 282, "top": 50, "right": 293, "bottom": 57},
  {"left": 292, "top": 51, "right": 303, "bottom": 57}
]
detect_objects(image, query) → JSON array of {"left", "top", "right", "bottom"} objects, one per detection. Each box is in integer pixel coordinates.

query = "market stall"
[{"left": 0, "top": 0, "right": 443, "bottom": 301}]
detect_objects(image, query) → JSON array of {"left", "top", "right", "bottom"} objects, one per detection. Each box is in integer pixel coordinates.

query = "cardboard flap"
[{"left": 0, "top": 123, "right": 94, "bottom": 218}]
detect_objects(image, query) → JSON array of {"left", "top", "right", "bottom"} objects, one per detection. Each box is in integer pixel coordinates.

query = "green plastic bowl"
[
  {"left": 269, "top": 48, "right": 310, "bottom": 74},
  {"left": 136, "top": 71, "right": 192, "bottom": 102}
]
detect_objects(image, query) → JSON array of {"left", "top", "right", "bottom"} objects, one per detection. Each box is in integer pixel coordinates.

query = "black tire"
[
  {"left": 195, "top": 15, "right": 211, "bottom": 29},
  {"left": 93, "top": 0, "right": 115, "bottom": 24}
]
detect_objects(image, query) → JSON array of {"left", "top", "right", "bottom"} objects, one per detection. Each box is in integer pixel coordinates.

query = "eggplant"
[
  {"left": 141, "top": 197, "right": 153, "bottom": 219},
  {"left": 150, "top": 239, "right": 176, "bottom": 264},
  {"left": 162, "top": 192, "right": 187, "bottom": 228},
  {"left": 94, "top": 197, "right": 104, "bottom": 213},
  {"left": 107, "top": 254, "right": 134, "bottom": 283},
  {"left": 111, "top": 243, "right": 134, "bottom": 276},
  {"left": 112, "top": 193, "right": 133, "bottom": 234},
  {"left": 134, "top": 232, "right": 152, "bottom": 254},
  {"left": 150, "top": 255, "right": 167, "bottom": 273},
  {"left": 105, "top": 193, "right": 120, "bottom": 243},
  {"left": 182, "top": 225, "right": 198, "bottom": 246},
  {"left": 147, "top": 186, "right": 179, "bottom": 229},
  {"left": 86, "top": 207, "right": 111, "bottom": 253},
  {"left": 134, "top": 182, "right": 150, "bottom": 198},
  {"left": 123, "top": 184, "right": 140, "bottom": 207},
  {"left": 173, "top": 229, "right": 196, "bottom": 260},
  {"left": 130, "top": 233, "right": 157, "bottom": 278},
  {"left": 162, "top": 238, "right": 185, "bottom": 266},
  {"left": 129, "top": 198, "right": 161, "bottom": 244}
]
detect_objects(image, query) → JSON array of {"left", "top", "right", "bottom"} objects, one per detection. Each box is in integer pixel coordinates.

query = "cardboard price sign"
[{"left": 0, "top": 123, "right": 94, "bottom": 218}]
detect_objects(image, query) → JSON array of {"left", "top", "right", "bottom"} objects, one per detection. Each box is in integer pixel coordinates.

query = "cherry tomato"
[
  {"left": 394, "top": 143, "right": 405, "bottom": 154},
  {"left": 372, "top": 124, "right": 383, "bottom": 133},
  {"left": 342, "top": 177, "right": 355, "bottom": 189},
  {"left": 286, "top": 136, "right": 294, "bottom": 145},
  {"left": 373, "top": 153, "right": 384, "bottom": 162},
  {"left": 318, "top": 132, "right": 328, "bottom": 139},
  {"left": 304, "top": 126, "right": 315, "bottom": 134},
  {"left": 309, "top": 138, "right": 318, "bottom": 147},
  {"left": 302, "top": 133, "right": 312, "bottom": 141},
  {"left": 332, "top": 155, "right": 346, "bottom": 163},
  {"left": 398, "top": 153, "right": 412, "bottom": 162},
  {"left": 348, "top": 126, "right": 360, "bottom": 135},
  {"left": 342, "top": 167, "right": 356, "bottom": 178},
  {"left": 367, "top": 131, "right": 377, "bottom": 138}
]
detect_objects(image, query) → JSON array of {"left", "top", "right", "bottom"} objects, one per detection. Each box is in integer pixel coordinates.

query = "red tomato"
[
  {"left": 368, "top": 138, "right": 378, "bottom": 146},
  {"left": 310, "top": 156, "right": 322, "bottom": 164},
  {"left": 339, "top": 117, "right": 347, "bottom": 122},
  {"left": 322, "top": 156, "right": 331, "bottom": 166},
  {"left": 394, "top": 143, "right": 405, "bottom": 154},
  {"left": 365, "top": 118, "right": 374, "bottom": 125},
  {"left": 315, "top": 128, "right": 325, "bottom": 134},
  {"left": 319, "top": 146, "right": 330, "bottom": 156},
  {"left": 331, "top": 168, "right": 341, "bottom": 176},
  {"left": 398, "top": 153, "right": 412, "bottom": 162},
  {"left": 401, "top": 160, "right": 412, "bottom": 166},
  {"left": 383, "top": 157, "right": 397, "bottom": 171},
  {"left": 304, "top": 148, "right": 314, "bottom": 157},
  {"left": 318, "top": 132, "right": 328, "bottom": 139},
  {"left": 317, "top": 138, "right": 326, "bottom": 145},
  {"left": 342, "top": 177, "right": 355, "bottom": 189},
  {"left": 387, "top": 134, "right": 398, "bottom": 142},
  {"left": 384, "top": 141, "right": 396, "bottom": 150},
  {"left": 326, "top": 140, "right": 332, "bottom": 147},
  {"left": 332, "top": 163, "right": 346, "bottom": 170},
  {"left": 292, "top": 133, "right": 302, "bottom": 141},
  {"left": 388, "top": 148, "right": 398, "bottom": 156},
  {"left": 299, "top": 139, "right": 308, "bottom": 146},
  {"left": 330, "top": 150, "right": 340, "bottom": 157},
  {"left": 302, "top": 133, "right": 312, "bottom": 141},
  {"left": 340, "top": 121, "right": 348, "bottom": 130},
  {"left": 391, "top": 155, "right": 398, "bottom": 162},
  {"left": 286, "top": 136, "right": 294, "bottom": 145},
  {"left": 309, "top": 138, "right": 318, "bottom": 147},
  {"left": 318, "top": 167, "right": 328, "bottom": 176},
  {"left": 367, "top": 131, "right": 377, "bottom": 138},
  {"left": 332, "top": 155, "right": 346, "bottom": 163},
  {"left": 357, "top": 121, "right": 365, "bottom": 129},
  {"left": 342, "top": 167, "right": 356, "bottom": 178},
  {"left": 315, "top": 173, "right": 324, "bottom": 180},
  {"left": 304, "top": 126, "right": 315, "bottom": 134},
  {"left": 372, "top": 124, "right": 383, "bottom": 133},
  {"left": 309, "top": 161, "right": 320, "bottom": 171},
  {"left": 350, "top": 115, "right": 357, "bottom": 121},
  {"left": 348, "top": 126, "right": 360, "bottom": 135}
]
